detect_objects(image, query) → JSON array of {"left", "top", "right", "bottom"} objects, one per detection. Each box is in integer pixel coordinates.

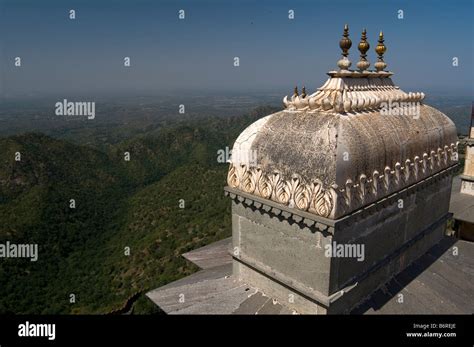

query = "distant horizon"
[
  {"left": 1, "top": 84, "right": 471, "bottom": 136},
  {"left": 2, "top": 85, "right": 473, "bottom": 101}
]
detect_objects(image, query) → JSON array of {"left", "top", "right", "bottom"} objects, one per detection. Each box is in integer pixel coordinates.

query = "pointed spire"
[
  {"left": 301, "top": 86, "right": 306, "bottom": 98},
  {"left": 374, "top": 31, "right": 387, "bottom": 71},
  {"left": 293, "top": 86, "right": 299, "bottom": 97},
  {"left": 337, "top": 24, "right": 352, "bottom": 70},
  {"left": 356, "top": 29, "right": 370, "bottom": 71}
]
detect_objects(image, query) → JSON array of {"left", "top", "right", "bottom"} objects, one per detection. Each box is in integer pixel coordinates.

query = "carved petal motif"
[
  {"left": 242, "top": 169, "right": 257, "bottom": 194},
  {"left": 294, "top": 182, "right": 312, "bottom": 211},
  {"left": 227, "top": 164, "right": 239, "bottom": 188},
  {"left": 257, "top": 171, "right": 272, "bottom": 199},
  {"left": 226, "top": 143, "right": 456, "bottom": 219}
]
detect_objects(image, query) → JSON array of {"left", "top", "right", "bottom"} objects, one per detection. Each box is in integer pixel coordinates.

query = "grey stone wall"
[{"left": 230, "top": 168, "right": 454, "bottom": 314}]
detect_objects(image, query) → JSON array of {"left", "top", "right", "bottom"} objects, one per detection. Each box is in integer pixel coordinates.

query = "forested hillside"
[{"left": 0, "top": 106, "right": 278, "bottom": 314}]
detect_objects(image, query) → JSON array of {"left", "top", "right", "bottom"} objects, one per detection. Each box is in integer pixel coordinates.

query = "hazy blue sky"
[{"left": 1, "top": 0, "right": 472, "bottom": 98}]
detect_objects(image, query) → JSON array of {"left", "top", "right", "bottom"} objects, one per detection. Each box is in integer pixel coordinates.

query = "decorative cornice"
[
  {"left": 226, "top": 164, "right": 457, "bottom": 228},
  {"left": 227, "top": 143, "right": 459, "bottom": 219},
  {"left": 283, "top": 76, "right": 425, "bottom": 113}
]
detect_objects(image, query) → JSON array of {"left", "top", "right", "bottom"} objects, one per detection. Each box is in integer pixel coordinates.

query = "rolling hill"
[{"left": 0, "top": 106, "right": 278, "bottom": 314}]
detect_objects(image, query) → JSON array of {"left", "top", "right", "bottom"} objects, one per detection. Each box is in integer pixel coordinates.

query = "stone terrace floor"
[{"left": 146, "top": 235, "right": 474, "bottom": 314}]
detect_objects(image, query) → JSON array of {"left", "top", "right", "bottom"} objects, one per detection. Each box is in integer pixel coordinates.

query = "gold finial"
[
  {"left": 374, "top": 31, "right": 387, "bottom": 71},
  {"left": 339, "top": 24, "right": 352, "bottom": 57},
  {"left": 301, "top": 86, "right": 306, "bottom": 98},
  {"left": 293, "top": 86, "right": 299, "bottom": 97},
  {"left": 356, "top": 28, "right": 370, "bottom": 71},
  {"left": 337, "top": 24, "right": 352, "bottom": 70}
]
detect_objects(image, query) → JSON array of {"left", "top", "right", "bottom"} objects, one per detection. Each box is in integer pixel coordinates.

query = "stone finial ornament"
[
  {"left": 339, "top": 24, "right": 352, "bottom": 57},
  {"left": 301, "top": 86, "right": 307, "bottom": 98},
  {"left": 374, "top": 31, "right": 387, "bottom": 72},
  {"left": 356, "top": 28, "right": 370, "bottom": 71},
  {"left": 281, "top": 26, "right": 425, "bottom": 113},
  {"left": 337, "top": 24, "right": 352, "bottom": 70}
]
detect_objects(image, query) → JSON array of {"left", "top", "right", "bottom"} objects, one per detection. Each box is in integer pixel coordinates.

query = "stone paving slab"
[
  {"left": 182, "top": 237, "right": 232, "bottom": 270},
  {"left": 353, "top": 238, "right": 474, "bottom": 314}
]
